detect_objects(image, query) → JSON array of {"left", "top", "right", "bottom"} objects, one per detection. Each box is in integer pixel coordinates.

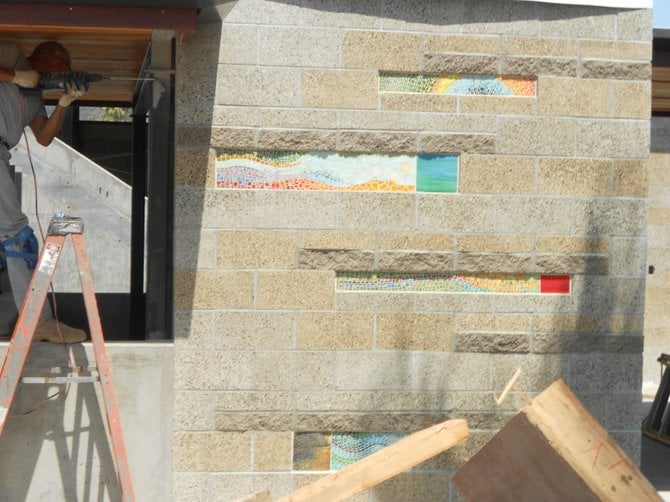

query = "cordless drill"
[{"left": 39, "top": 71, "right": 105, "bottom": 90}]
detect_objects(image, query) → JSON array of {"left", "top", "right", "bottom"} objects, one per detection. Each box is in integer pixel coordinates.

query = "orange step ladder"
[{"left": 0, "top": 214, "right": 135, "bottom": 501}]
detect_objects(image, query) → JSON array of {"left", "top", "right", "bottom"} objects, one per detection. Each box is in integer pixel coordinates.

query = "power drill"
[{"left": 39, "top": 71, "right": 105, "bottom": 90}]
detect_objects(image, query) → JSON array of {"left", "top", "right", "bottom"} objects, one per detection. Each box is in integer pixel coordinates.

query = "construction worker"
[{"left": 0, "top": 40, "right": 87, "bottom": 343}]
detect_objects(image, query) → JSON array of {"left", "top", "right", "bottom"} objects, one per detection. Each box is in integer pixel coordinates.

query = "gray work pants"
[{"left": 1, "top": 145, "right": 51, "bottom": 319}]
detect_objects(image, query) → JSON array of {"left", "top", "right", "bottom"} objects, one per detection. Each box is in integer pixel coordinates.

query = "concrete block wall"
[{"left": 174, "top": 1, "right": 652, "bottom": 500}]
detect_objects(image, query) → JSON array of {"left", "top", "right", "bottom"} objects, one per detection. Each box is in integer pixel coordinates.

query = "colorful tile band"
[
  {"left": 293, "top": 432, "right": 407, "bottom": 471},
  {"left": 336, "top": 273, "right": 570, "bottom": 295},
  {"left": 379, "top": 74, "right": 536, "bottom": 97},
  {"left": 215, "top": 150, "right": 458, "bottom": 193}
]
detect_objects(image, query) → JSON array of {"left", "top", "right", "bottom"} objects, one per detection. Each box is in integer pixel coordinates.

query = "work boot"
[{"left": 34, "top": 317, "right": 87, "bottom": 343}]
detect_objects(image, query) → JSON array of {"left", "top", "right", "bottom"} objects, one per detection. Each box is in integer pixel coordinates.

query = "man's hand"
[
  {"left": 12, "top": 69, "right": 40, "bottom": 88},
  {"left": 58, "top": 81, "right": 87, "bottom": 108}
]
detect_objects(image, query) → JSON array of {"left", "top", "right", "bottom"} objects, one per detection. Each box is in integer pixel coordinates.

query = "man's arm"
[{"left": 29, "top": 83, "right": 85, "bottom": 147}]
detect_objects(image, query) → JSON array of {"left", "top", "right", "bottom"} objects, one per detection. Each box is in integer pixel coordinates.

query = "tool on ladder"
[
  {"left": 0, "top": 213, "right": 136, "bottom": 500},
  {"left": 642, "top": 353, "right": 670, "bottom": 446}
]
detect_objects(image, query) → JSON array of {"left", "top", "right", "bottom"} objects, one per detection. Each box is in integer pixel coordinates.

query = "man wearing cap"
[{"left": 0, "top": 40, "right": 87, "bottom": 343}]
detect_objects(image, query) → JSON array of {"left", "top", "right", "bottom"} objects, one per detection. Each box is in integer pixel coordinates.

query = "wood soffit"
[{"left": 0, "top": 2, "right": 197, "bottom": 105}]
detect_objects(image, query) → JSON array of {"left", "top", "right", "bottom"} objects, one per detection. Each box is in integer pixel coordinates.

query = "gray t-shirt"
[{"left": 0, "top": 41, "right": 47, "bottom": 147}]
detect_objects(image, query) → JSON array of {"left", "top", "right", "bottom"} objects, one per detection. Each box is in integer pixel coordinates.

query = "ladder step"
[{"left": 21, "top": 375, "right": 99, "bottom": 384}]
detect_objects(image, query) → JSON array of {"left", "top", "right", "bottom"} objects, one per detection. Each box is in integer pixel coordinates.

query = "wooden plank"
[
  {"left": 453, "top": 379, "right": 661, "bottom": 502},
  {"left": 277, "top": 419, "right": 468, "bottom": 502}
]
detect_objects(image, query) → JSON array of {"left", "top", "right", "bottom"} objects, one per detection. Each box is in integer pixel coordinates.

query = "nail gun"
[{"left": 39, "top": 72, "right": 154, "bottom": 90}]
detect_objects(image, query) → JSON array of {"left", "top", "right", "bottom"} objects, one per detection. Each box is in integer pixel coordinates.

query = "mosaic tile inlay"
[
  {"left": 215, "top": 150, "right": 458, "bottom": 192},
  {"left": 379, "top": 73, "right": 537, "bottom": 97},
  {"left": 336, "top": 273, "right": 571, "bottom": 294},
  {"left": 293, "top": 432, "right": 407, "bottom": 471}
]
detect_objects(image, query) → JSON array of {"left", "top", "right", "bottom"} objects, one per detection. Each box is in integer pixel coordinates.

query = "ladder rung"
[{"left": 21, "top": 375, "right": 99, "bottom": 384}]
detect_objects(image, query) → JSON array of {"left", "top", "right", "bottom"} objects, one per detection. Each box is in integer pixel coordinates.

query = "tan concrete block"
[
  {"left": 460, "top": 155, "right": 535, "bottom": 194},
  {"left": 173, "top": 432, "right": 252, "bottom": 471},
  {"left": 536, "top": 236, "right": 608, "bottom": 254},
  {"left": 175, "top": 351, "right": 254, "bottom": 391},
  {"left": 419, "top": 133, "right": 495, "bottom": 154},
  {"left": 538, "top": 158, "right": 611, "bottom": 196},
  {"left": 217, "top": 230, "right": 295, "bottom": 269},
  {"left": 376, "top": 313, "right": 452, "bottom": 351},
  {"left": 502, "top": 37, "right": 577, "bottom": 57},
  {"left": 215, "top": 311, "right": 295, "bottom": 350},
  {"left": 300, "top": 231, "right": 376, "bottom": 250},
  {"left": 580, "top": 60, "right": 651, "bottom": 80},
  {"left": 645, "top": 287, "right": 670, "bottom": 306},
  {"left": 174, "top": 391, "right": 215, "bottom": 431},
  {"left": 254, "top": 432, "right": 292, "bottom": 471},
  {"left": 255, "top": 351, "right": 337, "bottom": 392},
  {"left": 339, "top": 131, "right": 416, "bottom": 153},
  {"left": 455, "top": 314, "right": 530, "bottom": 333},
  {"left": 343, "top": 31, "right": 420, "bottom": 71},
  {"left": 457, "top": 235, "right": 533, "bottom": 254},
  {"left": 257, "top": 129, "right": 338, "bottom": 151},
  {"left": 177, "top": 125, "right": 213, "bottom": 148},
  {"left": 213, "top": 391, "right": 294, "bottom": 412},
  {"left": 257, "top": 271, "right": 335, "bottom": 309},
  {"left": 418, "top": 114, "right": 497, "bottom": 134},
  {"left": 302, "top": 69, "right": 377, "bottom": 109},
  {"left": 614, "top": 81, "right": 651, "bottom": 119},
  {"left": 424, "top": 34, "right": 500, "bottom": 54},
  {"left": 459, "top": 96, "right": 536, "bottom": 116},
  {"left": 176, "top": 147, "right": 215, "bottom": 188},
  {"left": 613, "top": 160, "right": 647, "bottom": 197},
  {"left": 174, "top": 271, "right": 254, "bottom": 309},
  {"left": 649, "top": 208, "right": 670, "bottom": 226},
  {"left": 498, "top": 117, "right": 574, "bottom": 156},
  {"left": 297, "top": 312, "right": 374, "bottom": 350},
  {"left": 381, "top": 94, "right": 457, "bottom": 113},
  {"left": 295, "top": 391, "right": 377, "bottom": 411},
  {"left": 579, "top": 40, "right": 651, "bottom": 61},
  {"left": 538, "top": 77, "right": 609, "bottom": 117},
  {"left": 423, "top": 54, "right": 499, "bottom": 74},
  {"left": 377, "top": 232, "right": 454, "bottom": 251}
]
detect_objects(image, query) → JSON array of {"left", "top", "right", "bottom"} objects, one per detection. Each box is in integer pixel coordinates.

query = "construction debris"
[{"left": 453, "top": 379, "right": 661, "bottom": 501}]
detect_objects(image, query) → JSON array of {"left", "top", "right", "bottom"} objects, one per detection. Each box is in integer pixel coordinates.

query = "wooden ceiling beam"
[{"left": 0, "top": 3, "right": 197, "bottom": 42}]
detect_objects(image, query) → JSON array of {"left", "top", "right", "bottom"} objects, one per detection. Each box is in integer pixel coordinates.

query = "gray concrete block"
[
  {"left": 576, "top": 120, "right": 650, "bottom": 159},
  {"left": 336, "top": 351, "right": 413, "bottom": 391},
  {"left": 255, "top": 191, "right": 338, "bottom": 229},
  {"left": 616, "top": 8, "right": 653, "bottom": 41},
  {"left": 195, "top": 190, "right": 256, "bottom": 229},
  {"left": 216, "top": 66, "right": 300, "bottom": 107},
  {"left": 535, "top": 254, "right": 609, "bottom": 275},
  {"left": 463, "top": 0, "right": 540, "bottom": 35},
  {"left": 419, "top": 133, "right": 496, "bottom": 154},
  {"left": 339, "top": 193, "right": 416, "bottom": 231},
  {"left": 338, "top": 110, "right": 419, "bottom": 131},
  {"left": 219, "top": 25, "right": 257, "bottom": 65},
  {"left": 455, "top": 253, "right": 534, "bottom": 273},
  {"left": 568, "top": 353, "right": 642, "bottom": 393},
  {"left": 412, "top": 352, "right": 491, "bottom": 391},
  {"left": 418, "top": 194, "right": 495, "bottom": 233},
  {"left": 532, "top": 333, "right": 607, "bottom": 354},
  {"left": 573, "top": 198, "right": 647, "bottom": 237},
  {"left": 580, "top": 60, "right": 651, "bottom": 80},
  {"left": 298, "top": 249, "right": 375, "bottom": 270},
  {"left": 257, "top": 129, "right": 338, "bottom": 151},
  {"left": 375, "top": 251, "right": 456, "bottom": 272},
  {"left": 258, "top": 27, "right": 341, "bottom": 67},
  {"left": 338, "top": 131, "right": 417, "bottom": 153},
  {"left": 455, "top": 333, "right": 530, "bottom": 353},
  {"left": 422, "top": 54, "right": 500, "bottom": 74},
  {"left": 609, "top": 238, "right": 647, "bottom": 277},
  {"left": 175, "top": 351, "right": 255, "bottom": 391},
  {"left": 502, "top": 57, "right": 577, "bottom": 77},
  {"left": 537, "top": 3, "right": 616, "bottom": 39},
  {"left": 300, "top": 0, "right": 382, "bottom": 28},
  {"left": 498, "top": 117, "right": 575, "bottom": 156},
  {"left": 215, "top": 311, "right": 295, "bottom": 350},
  {"left": 383, "top": 0, "right": 463, "bottom": 32},
  {"left": 494, "top": 197, "right": 572, "bottom": 235}
]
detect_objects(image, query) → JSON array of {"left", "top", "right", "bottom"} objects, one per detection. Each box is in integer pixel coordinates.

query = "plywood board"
[{"left": 453, "top": 379, "right": 661, "bottom": 502}]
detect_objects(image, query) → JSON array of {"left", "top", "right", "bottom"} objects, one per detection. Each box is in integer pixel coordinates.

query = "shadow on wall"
[
  {"left": 0, "top": 345, "right": 120, "bottom": 500},
  {"left": 173, "top": 14, "right": 223, "bottom": 339},
  {"left": 266, "top": 0, "right": 644, "bottom": 30}
]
